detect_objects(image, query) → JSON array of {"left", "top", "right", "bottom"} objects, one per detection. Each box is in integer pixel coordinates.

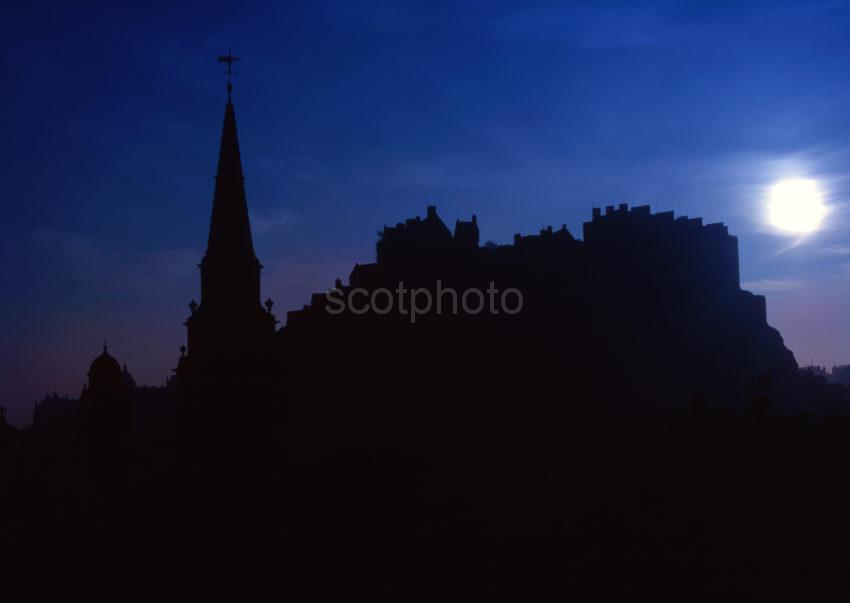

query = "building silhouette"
[
  {"left": 8, "top": 64, "right": 850, "bottom": 600},
  {"left": 803, "top": 363, "right": 850, "bottom": 385},
  {"left": 182, "top": 97, "right": 277, "bottom": 367},
  {"left": 175, "top": 82, "right": 280, "bottom": 478}
]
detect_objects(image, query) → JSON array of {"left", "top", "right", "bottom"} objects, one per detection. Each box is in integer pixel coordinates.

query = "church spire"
[
  {"left": 182, "top": 53, "right": 276, "bottom": 364},
  {"left": 205, "top": 59, "right": 255, "bottom": 260}
]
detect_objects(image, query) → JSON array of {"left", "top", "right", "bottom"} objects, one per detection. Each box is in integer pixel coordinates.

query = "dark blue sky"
[{"left": 2, "top": 0, "right": 850, "bottom": 425}]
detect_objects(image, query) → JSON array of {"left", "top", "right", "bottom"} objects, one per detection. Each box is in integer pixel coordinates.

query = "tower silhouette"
[
  {"left": 183, "top": 76, "right": 276, "bottom": 367},
  {"left": 177, "top": 59, "right": 279, "bottom": 458}
]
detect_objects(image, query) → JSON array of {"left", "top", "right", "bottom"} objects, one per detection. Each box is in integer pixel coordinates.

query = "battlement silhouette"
[
  {"left": 586, "top": 203, "right": 733, "bottom": 247},
  {"left": 584, "top": 203, "right": 741, "bottom": 295},
  {"left": 290, "top": 203, "right": 766, "bottom": 328},
  {"left": 376, "top": 205, "right": 479, "bottom": 264}
]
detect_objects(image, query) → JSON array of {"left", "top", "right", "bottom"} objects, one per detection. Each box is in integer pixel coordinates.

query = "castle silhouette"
[
  {"left": 25, "top": 88, "right": 799, "bottom": 448},
  {"left": 5, "top": 78, "right": 850, "bottom": 600}
]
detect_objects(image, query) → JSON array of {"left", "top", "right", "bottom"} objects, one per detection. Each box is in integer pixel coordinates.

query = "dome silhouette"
[{"left": 86, "top": 344, "right": 124, "bottom": 395}]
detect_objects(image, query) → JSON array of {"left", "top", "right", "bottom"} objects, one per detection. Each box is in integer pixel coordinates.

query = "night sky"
[{"left": 2, "top": 1, "right": 850, "bottom": 425}]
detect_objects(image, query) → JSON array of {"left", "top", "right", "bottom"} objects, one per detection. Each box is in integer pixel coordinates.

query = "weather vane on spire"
[{"left": 218, "top": 50, "right": 240, "bottom": 101}]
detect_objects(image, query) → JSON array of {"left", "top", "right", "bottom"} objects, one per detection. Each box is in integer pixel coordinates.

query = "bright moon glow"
[{"left": 767, "top": 178, "right": 827, "bottom": 234}]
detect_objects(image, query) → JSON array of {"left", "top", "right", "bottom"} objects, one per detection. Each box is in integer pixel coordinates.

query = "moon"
[{"left": 767, "top": 178, "right": 827, "bottom": 234}]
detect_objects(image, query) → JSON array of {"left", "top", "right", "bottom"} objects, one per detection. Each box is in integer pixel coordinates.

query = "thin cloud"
[{"left": 251, "top": 208, "right": 303, "bottom": 236}]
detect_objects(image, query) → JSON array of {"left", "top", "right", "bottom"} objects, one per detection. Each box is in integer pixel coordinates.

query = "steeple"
[
  {"left": 197, "top": 56, "right": 262, "bottom": 313},
  {"left": 183, "top": 53, "right": 276, "bottom": 363},
  {"left": 206, "top": 99, "right": 255, "bottom": 259}
]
